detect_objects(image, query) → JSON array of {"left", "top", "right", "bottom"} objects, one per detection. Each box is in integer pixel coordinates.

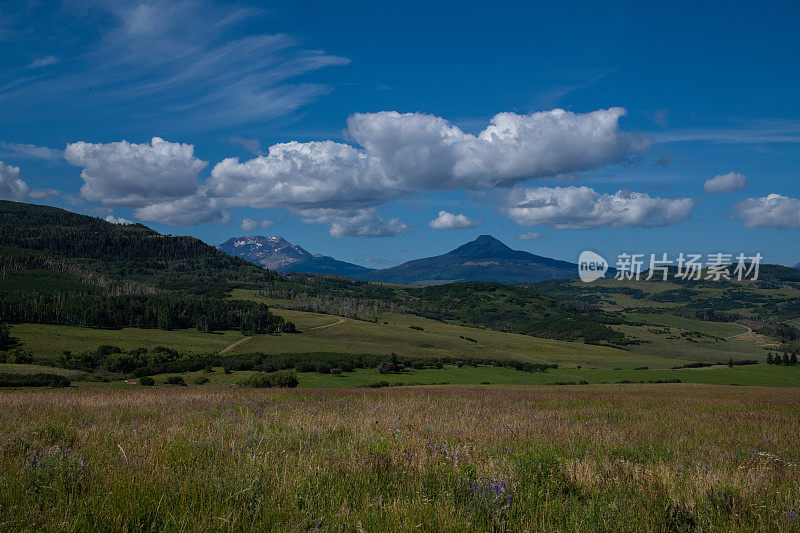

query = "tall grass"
[{"left": 1, "top": 384, "right": 799, "bottom": 531}]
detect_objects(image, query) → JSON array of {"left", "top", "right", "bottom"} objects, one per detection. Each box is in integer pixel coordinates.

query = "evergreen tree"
[
  {"left": 0, "top": 322, "right": 13, "bottom": 350},
  {"left": 791, "top": 352, "right": 798, "bottom": 366},
  {"left": 783, "top": 353, "right": 791, "bottom": 365},
  {"left": 767, "top": 353, "right": 774, "bottom": 365}
]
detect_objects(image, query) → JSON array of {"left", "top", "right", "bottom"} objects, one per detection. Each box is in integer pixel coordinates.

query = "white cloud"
[
  {"left": 78, "top": 108, "right": 645, "bottom": 233},
  {"left": 517, "top": 232, "right": 544, "bottom": 240},
  {"left": 0, "top": 142, "right": 63, "bottom": 160},
  {"left": 733, "top": 194, "right": 800, "bottom": 229},
  {"left": 240, "top": 218, "right": 273, "bottom": 232},
  {"left": 505, "top": 186, "right": 694, "bottom": 229},
  {"left": 26, "top": 55, "right": 58, "bottom": 68},
  {"left": 133, "top": 107, "right": 642, "bottom": 231},
  {"left": 0, "top": 161, "right": 32, "bottom": 200},
  {"left": 346, "top": 108, "right": 646, "bottom": 190},
  {"left": 704, "top": 172, "right": 746, "bottom": 194},
  {"left": 65, "top": 137, "right": 207, "bottom": 207},
  {"left": 207, "top": 140, "right": 387, "bottom": 210},
  {"left": 428, "top": 210, "right": 478, "bottom": 229},
  {"left": 298, "top": 208, "right": 411, "bottom": 237},
  {"left": 104, "top": 214, "right": 134, "bottom": 225},
  {"left": 134, "top": 194, "right": 230, "bottom": 226}
]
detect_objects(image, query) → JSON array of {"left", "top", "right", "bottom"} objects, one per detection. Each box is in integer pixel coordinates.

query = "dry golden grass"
[{"left": 1, "top": 384, "right": 799, "bottom": 531}]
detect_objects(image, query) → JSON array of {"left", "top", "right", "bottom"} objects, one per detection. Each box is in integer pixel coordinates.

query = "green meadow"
[{"left": 2, "top": 385, "right": 798, "bottom": 531}]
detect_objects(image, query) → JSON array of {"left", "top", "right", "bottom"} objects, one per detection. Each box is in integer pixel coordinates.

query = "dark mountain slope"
[
  {"left": 0, "top": 200, "right": 278, "bottom": 292},
  {"left": 0, "top": 200, "right": 290, "bottom": 333},
  {"left": 357, "top": 235, "right": 578, "bottom": 285}
]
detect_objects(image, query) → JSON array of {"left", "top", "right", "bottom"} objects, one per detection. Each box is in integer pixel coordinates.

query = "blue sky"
[{"left": 1, "top": 0, "right": 799, "bottom": 266}]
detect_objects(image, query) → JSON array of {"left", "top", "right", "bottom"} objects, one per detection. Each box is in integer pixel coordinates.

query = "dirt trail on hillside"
[
  {"left": 309, "top": 317, "right": 347, "bottom": 330},
  {"left": 729, "top": 324, "right": 759, "bottom": 343},
  {"left": 219, "top": 336, "right": 253, "bottom": 354}
]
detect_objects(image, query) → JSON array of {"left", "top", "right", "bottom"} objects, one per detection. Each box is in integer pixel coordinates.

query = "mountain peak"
[
  {"left": 215, "top": 234, "right": 374, "bottom": 276},
  {"left": 448, "top": 235, "right": 513, "bottom": 257},
  {"left": 215, "top": 235, "right": 312, "bottom": 270}
]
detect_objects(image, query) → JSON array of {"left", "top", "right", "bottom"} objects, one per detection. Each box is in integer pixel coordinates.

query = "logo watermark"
[
  {"left": 578, "top": 251, "right": 763, "bottom": 282},
  {"left": 578, "top": 250, "right": 609, "bottom": 282}
]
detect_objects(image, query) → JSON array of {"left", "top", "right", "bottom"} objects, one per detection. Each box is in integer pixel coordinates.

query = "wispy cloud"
[
  {"left": 0, "top": 142, "right": 63, "bottom": 160},
  {"left": 0, "top": 0, "right": 349, "bottom": 129},
  {"left": 655, "top": 119, "right": 800, "bottom": 144},
  {"left": 26, "top": 55, "right": 58, "bottom": 68}
]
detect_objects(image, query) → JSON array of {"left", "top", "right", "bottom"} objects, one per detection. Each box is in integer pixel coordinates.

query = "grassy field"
[
  {"left": 1, "top": 385, "right": 799, "bottom": 531},
  {"left": 241, "top": 312, "right": 680, "bottom": 370},
  {"left": 138, "top": 362, "right": 800, "bottom": 389},
  {"left": 8, "top": 324, "right": 245, "bottom": 360}
]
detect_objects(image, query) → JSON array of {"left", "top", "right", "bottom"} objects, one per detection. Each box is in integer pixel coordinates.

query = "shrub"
[
  {"left": 294, "top": 361, "right": 315, "bottom": 372},
  {"left": 96, "top": 345, "right": 122, "bottom": 357},
  {"left": 364, "top": 380, "right": 390, "bottom": 388},
  {"left": 164, "top": 376, "right": 187, "bottom": 386},
  {"left": 138, "top": 376, "right": 155, "bottom": 386},
  {"left": 330, "top": 368, "right": 343, "bottom": 375},
  {"left": 193, "top": 376, "right": 210, "bottom": 385},
  {"left": 409, "top": 325, "right": 423, "bottom": 331},
  {"left": 1, "top": 348, "right": 33, "bottom": 364},
  {"left": 240, "top": 370, "right": 299, "bottom": 388},
  {"left": 0, "top": 372, "right": 70, "bottom": 388}
]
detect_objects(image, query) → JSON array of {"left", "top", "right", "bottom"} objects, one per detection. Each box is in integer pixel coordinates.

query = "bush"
[
  {"left": 240, "top": 369, "right": 299, "bottom": 388},
  {"left": 0, "top": 372, "right": 70, "bottom": 388},
  {"left": 193, "top": 376, "right": 210, "bottom": 385},
  {"left": 0, "top": 348, "right": 33, "bottom": 364},
  {"left": 138, "top": 376, "right": 155, "bottom": 386},
  {"left": 164, "top": 376, "right": 187, "bottom": 386},
  {"left": 330, "top": 367, "right": 343, "bottom": 375},
  {"left": 294, "top": 361, "right": 315, "bottom": 373},
  {"left": 364, "top": 380, "right": 391, "bottom": 388}
]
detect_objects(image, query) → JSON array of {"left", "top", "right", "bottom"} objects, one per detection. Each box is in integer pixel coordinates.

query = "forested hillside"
[
  {"left": 0, "top": 201, "right": 292, "bottom": 334},
  {"left": 0, "top": 200, "right": 279, "bottom": 292}
]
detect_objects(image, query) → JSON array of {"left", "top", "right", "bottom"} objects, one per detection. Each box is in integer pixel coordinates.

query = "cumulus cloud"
[
  {"left": 0, "top": 161, "right": 32, "bottom": 200},
  {"left": 517, "top": 232, "right": 544, "bottom": 240},
  {"left": 704, "top": 172, "right": 746, "bottom": 194},
  {"left": 207, "top": 141, "right": 386, "bottom": 210},
  {"left": 505, "top": 186, "right": 694, "bottom": 229},
  {"left": 104, "top": 214, "right": 134, "bottom": 225},
  {"left": 733, "top": 194, "right": 800, "bottom": 228},
  {"left": 345, "top": 108, "right": 646, "bottom": 190},
  {"left": 77, "top": 108, "right": 645, "bottom": 234},
  {"left": 298, "top": 208, "right": 411, "bottom": 237},
  {"left": 240, "top": 218, "right": 273, "bottom": 232},
  {"left": 65, "top": 137, "right": 207, "bottom": 207},
  {"left": 428, "top": 210, "right": 478, "bottom": 229},
  {"left": 134, "top": 194, "right": 230, "bottom": 225}
]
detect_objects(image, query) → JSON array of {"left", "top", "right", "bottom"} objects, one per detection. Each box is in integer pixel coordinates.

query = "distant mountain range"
[
  {"left": 217, "top": 234, "right": 580, "bottom": 285},
  {"left": 215, "top": 236, "right": 374, "bottom": 277}
]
